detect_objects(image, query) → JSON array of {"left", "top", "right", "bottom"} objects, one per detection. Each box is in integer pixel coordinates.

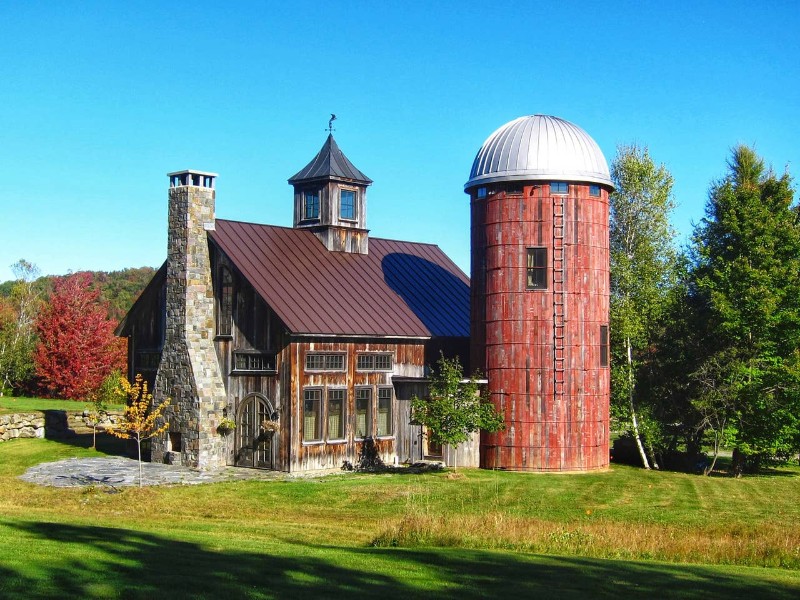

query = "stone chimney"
[{"left": 152, "top": 170, "right": 228, "bottom": 469}]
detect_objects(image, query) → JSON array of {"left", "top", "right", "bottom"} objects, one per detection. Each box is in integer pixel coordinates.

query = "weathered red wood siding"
[{"left": 472, "top": 183, "right": 610, "bottom": 471}]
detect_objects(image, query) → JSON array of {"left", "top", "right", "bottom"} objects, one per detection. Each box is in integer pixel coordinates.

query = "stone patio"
[{"left": 20, "top": 456, "right": 285, "bottom": 488}]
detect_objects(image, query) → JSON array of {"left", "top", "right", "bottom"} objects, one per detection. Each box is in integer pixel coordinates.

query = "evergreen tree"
[
  {"left": 609, "top": 145, "right": 677, "bottom": 469},
  {"left": 690, "top": 145, "right": 800, "bottom": 474}
]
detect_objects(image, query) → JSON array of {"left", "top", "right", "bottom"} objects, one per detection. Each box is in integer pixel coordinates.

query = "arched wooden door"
[{"left": 235, "top": 394, "right": 276, "bottom": 469}]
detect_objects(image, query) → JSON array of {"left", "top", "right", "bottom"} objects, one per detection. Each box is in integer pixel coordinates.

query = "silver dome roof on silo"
[{"left": 464, "top": 115, "right": 613, "bottom": 191}]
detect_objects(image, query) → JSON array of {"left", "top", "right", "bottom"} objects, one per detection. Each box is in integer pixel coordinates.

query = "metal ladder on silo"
[{"left": 553, "top": 196, "right": 566, "bottom": 403}]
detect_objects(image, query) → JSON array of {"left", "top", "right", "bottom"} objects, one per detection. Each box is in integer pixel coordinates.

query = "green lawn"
[
  {"left": 0, "top": 396, "right": 125, "bottom": 415},
  {"left": 0, "top": 436, "right": 798, "bottom": 599}
]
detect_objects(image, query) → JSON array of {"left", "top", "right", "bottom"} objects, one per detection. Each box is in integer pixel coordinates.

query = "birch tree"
[
  {"left": 0, "top": 260, "right": 41, "bottom": 395},
  {"left": 610, "top": 145, "right": 677, "bottom": 469}
]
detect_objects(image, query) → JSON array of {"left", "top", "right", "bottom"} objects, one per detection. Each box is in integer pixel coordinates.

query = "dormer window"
[
  {"left": 303, "top": 190, "right": 320, "bottom": 220},
  {"left": 340, "top": 189, "right": 356, "bottom": 220}
]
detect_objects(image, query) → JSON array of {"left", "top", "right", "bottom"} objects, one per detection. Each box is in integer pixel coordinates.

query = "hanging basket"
[
  {"left": 261, "top": 419, "right": 280, "bottom": 433},
  {"left": 217, "top": 418, "right": 236, "bottom": 435}
]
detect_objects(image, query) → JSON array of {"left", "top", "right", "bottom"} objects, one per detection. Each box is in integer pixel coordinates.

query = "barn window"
[
  {"left": 340, "top": 189, "right": 356, "bottom": 220},
  {"left": 551, "top": 182, "right": 568, "bottom": 194},
  {"left": 356, "top": 353, "right": 393, "bottom": 371},
  {"left": 305, "top": 353, "right": 345, "bottom": 371},
  {"left": 303, "top": 190, "right": 320, "bottom": 220},
  {"left": 233, "top": 352, "right": 276, "bottom": 373},
  {"left": 303, "top": 388, "right": 323, "bottom": 442},
  {"left": 526, "top": 247, "right": 548, "bottom": 290},
  {"left": 600, "top": 325, "right": 609, "bottom": 367},
  {"left": 355, "top": 388, "right": 372, "bottom": 438},
  {"left": 136, "top": 350, "right": 161, "bottom": 372},
  {"left": 217, "top": 267, "right": 233, "bottom": 337},
  {"left": 377, "top": 387, "right": 393, "bottom": 437},
  {"left": 476, "top": 186, "right": 487, "bottom": 199},
  {"left": 589, "top": 184, "right": 601, "bottom": 197},
  {"left": 327, "top": 389, "right": 346, "bottom": 440}
]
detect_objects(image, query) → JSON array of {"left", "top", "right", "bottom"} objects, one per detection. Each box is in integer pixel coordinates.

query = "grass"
[
  {"left": 0, "top": 396, "right": 125, "bottom": 415},
  {"left": 0, "top": 436, "right": 799, "bottom": 598}
]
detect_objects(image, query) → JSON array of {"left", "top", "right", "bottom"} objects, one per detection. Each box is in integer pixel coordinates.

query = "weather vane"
[{"left": 327, "top": 113, "right": 337, "bottom": 133}]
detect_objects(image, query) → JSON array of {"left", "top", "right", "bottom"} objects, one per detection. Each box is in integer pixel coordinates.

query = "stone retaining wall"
[{"left": 0, "top": 411, "right": 121, "bottom": 442}]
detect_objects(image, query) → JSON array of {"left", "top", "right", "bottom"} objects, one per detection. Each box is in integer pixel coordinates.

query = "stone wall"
[{"left": 0, "top": 411, "right": 121, "bottom": 442}]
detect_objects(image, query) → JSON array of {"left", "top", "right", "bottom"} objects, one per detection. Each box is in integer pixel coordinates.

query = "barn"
[{"left": 117, "top": 134, "right": 471, "bottom": 472}]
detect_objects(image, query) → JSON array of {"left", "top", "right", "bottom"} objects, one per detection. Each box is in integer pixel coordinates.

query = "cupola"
[{"left": 288, "top": 134, "right": 372, "bottom": 254}]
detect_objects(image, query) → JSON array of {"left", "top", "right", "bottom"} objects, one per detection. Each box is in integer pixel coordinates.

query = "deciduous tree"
[
  {"left": 0, "top": 260, "right": 42, "bottom": 395},
  {"left": 34, "top": 272, "right": 126, "bottom": 400},
  {"left": 411, "top": 354, "right": 504, "bottom": 470},
  {"left": 107, "top": 374, "right": 169, "bottom": 487},
  {"left": 609, "top": 145, "right": 677, "bottom": 469}
]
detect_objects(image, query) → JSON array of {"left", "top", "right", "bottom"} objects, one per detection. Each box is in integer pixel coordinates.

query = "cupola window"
[
  {"left": 340, "top": 189, "right": 356, "bottom": 220},
  {"left": 303, "top": 190, "right": 320, "bottom": 220}
]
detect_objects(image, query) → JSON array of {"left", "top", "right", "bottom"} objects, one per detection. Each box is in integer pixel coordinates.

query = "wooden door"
[{"left": 235, "top": 394, "right": 274, "bottom": 469}]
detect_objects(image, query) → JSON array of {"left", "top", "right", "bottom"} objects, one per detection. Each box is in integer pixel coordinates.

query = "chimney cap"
[{"left": 167, "top": 169, "right": 219, "bottom": 178}]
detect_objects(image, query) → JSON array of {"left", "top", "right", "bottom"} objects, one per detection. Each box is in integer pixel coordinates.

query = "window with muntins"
[
  {"left": 218, "top": 267, "right": 233, "bottom": 336},
  {"left": 327, "top": 389, "right": 345, "bottom": 440},
  {"left": 233, "top": 352, "right": 276, "bottom": 373},
  {"left": 303, "top": 389, "right": 322, "bottom": 442},
  {"left": 305, "top": 353, "right": 345, "bottom": 371},
  {"left": 340, "top": 189, "right": 355, "bottom": 220},
  {"left": 303, "top": 190, "right": 320, "bottom": 220},
  {"left": 355, "top": 388, "right": 372, "bottom": 438},
  {"left": 377, "top": 387, "right": 393, "bottom": 437},
  {"left": 526, "top": 247, "right": 548, "bottom": 290},
  {"left": 356, "top": 353, "right": 393, "bottom": 371},
  {"left": 551, "top": 182, "right": 568, "bottom": 194}
]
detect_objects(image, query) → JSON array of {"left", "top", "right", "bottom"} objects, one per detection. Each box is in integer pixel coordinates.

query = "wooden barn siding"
[
  {"left": 126, "top": 275, "right": 166, "bottom": 389},
  {"left": 473, "top": 183, "right": 610, "bottom": 471},
  {"left": 289, "top": 339, "right": 425, "bottom": 472},
  {"left": 212, "top": 250, "right": 292, "bottom": 471}
]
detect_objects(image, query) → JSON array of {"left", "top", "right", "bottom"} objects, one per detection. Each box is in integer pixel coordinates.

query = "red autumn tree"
[{"left": 34, "top": 272, "right": 126, "bottom": 400}]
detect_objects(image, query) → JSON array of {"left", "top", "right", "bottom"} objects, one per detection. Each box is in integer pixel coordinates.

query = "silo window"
[
  {"left": 526, "top": 247, "right": 548, "bottom": 290},
  {"left": 589, "top": 184, "right": 601, "bottom": 197},
  {"left": 600, "top": 325, "right": 609, "bottom": 367},
  {"left": 476, "top": 186, "right": 487, "bottom": 199},
  {"left": 551, "top": 182, "right": 568, "bottom": 194},
  {"left": 303, "top": 190, "right": 320, "bottom": 220}
]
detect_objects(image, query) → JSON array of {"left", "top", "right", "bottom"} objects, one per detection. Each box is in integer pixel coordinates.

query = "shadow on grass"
[
  {"left": 45, "top": 430, "right": 130, "bottom": 457},
  {"left": 1, "top": 520, "right": 797, "bottom": 599}
]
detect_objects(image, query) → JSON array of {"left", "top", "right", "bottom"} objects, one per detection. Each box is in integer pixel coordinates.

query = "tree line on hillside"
[
  {"left": 611, "top": 144, "right": 800, "bottom": 476},
  {"left": 0, "top": 265, "right": 154, "bottom": 398}
]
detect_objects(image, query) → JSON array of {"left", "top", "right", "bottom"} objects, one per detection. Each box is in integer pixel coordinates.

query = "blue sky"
[{"left": 1, "top": 1, "right": 798, "bottom": 282}]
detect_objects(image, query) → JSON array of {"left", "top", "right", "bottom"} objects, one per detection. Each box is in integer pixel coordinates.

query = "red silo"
[{"left": 466, "top": 115, "right": 612, "bottom": 472}]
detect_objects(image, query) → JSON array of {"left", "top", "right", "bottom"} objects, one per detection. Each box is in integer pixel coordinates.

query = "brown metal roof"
[
  {"left": 208, "top": 220, "right": 469, "bottom": 338},
  {"left": 288, "top": 134, "right": 372, "bottom": 185}
]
